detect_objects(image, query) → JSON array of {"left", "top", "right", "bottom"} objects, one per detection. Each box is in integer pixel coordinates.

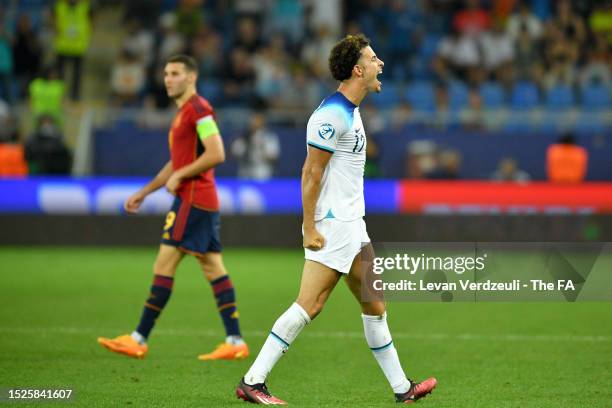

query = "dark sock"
[
  {"left": 210, "top": 275, "right": 241, "bottom": 337},
  {"left": 135, "top": 275, "right": 174, "bottom": 340}
]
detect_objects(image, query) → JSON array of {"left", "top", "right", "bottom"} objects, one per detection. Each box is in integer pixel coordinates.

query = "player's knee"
[
  {"left": 296, "top": 298, "right": 325, "bottom": 320},
  {"left": 361, "top": 301, "right": 385, "bottom": 316},
  {"left": 203, "top": 267, "right": 226, "bottom": 282},
  {"left": 153, "top": 260, "right": 174, "bottom": 277},
  {"left": 198, "top": 257, "right": 227, "bottom": 281}
]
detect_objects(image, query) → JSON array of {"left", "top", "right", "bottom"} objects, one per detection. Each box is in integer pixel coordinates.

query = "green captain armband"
[{"left": 196, "top": 115, "right": 220, "bottom": 141}]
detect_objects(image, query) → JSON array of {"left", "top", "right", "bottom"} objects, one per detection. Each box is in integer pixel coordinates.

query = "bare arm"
[
  {"left": 144, "top": 161, "right": 173, "bottom": 194},
  {"left": 124, "top": 161, "right": 173, "bottom": 213},
  {"left": 165, "top": 134, "right": 225, "bottom": 194},
  {"left": 302, "top": 146, "right": 332, "bottom": 250}
]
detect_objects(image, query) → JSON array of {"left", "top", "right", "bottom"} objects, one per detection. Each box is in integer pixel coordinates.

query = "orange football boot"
[
  {"left": 198, "top": 342, "right": 250, "bottom": 361},
  {"left": 97, "top": 334, "right": 148, "bottom": 359}
]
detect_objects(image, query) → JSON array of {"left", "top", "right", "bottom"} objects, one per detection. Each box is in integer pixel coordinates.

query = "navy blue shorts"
[{"left": 160, "top": 197, "right": 222, "bottom": 256}]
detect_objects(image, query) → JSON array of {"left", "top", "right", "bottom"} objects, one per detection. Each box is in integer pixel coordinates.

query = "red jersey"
[{"left": 169, "top": 94, "right": 220, "bottom": 210}]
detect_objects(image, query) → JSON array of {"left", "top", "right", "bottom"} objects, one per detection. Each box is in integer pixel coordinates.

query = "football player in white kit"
[{"left": 236, "top": 34, "right": 437, "bottom": 405}]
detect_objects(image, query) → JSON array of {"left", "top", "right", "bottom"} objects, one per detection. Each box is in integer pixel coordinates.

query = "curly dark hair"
[{"left": 328, "top": 34, "right": 370, "bottom": 81}]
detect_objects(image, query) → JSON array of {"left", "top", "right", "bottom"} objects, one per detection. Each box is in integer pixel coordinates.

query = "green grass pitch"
[{"left": 1, "top": 247, "right": 611, "bottom": 407}]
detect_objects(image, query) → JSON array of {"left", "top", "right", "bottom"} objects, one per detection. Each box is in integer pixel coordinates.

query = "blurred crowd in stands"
[
  {"left": 106, "top": 0, "right": 612, "bottom": 113},
  {"left": 0, "top": 0, "right": 89, "bottom": 175},
  {"left": 1, "top": 0, "right": 610, "bottom": 112},
  {"left": 111, "top": 0, "right": 343, "bottom": 110},
  {"left": 404, "top": 131, "right": 588, "bottom": 182},
  {"left": 0, "top": 0, "right": 609, "bottom": 180}
]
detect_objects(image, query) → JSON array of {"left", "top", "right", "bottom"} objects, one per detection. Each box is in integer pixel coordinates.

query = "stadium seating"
[
  {"left": 409, "top": 57, "right": 432, "bottom": 81},
  {"left": 405, "top": 81, "right": 436, "bottom": 112},
  {"left": 419, "top": 34, "right": 441, "bottom": 62},
  {"left": 503, "top": 111, "right": 537, "bottom": 132},
  {"left": 198, "top": 80, "right": 222, "bottom": 105},
  {"left": 581, "top": 85, "right": 611, "bottom": 111},
  {"left": 545, "top": 85, "right": 575, "bottom": 111},
  {"left": 575, "top": 112, "right": 606, "bottom": 134},
  {"left": 369, "top": 81, "right": 401, "bottom": 108},
  {"left": 538, "top": 111, "right": 573, "bottom": 133},
  {"left": 511, "top": 82, "right": 540, "bottom": 111},
  {"left": 14, "top": 0, "right": 47, "bottom": 27},
  {"left": 479, "top": 82, "right": 506, "bottom": 109},
  {"left": 448, "top": 81, "right": 470, "bottom": 111}
]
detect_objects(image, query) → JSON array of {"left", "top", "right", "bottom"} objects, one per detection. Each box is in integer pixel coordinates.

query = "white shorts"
[{"left": 304, "top": 218, "right": 371, "bottom": 274}]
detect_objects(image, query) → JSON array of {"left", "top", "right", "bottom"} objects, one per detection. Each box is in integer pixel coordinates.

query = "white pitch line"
[{"left": 0, "top": 327, "right": 610, "bottom": 343}]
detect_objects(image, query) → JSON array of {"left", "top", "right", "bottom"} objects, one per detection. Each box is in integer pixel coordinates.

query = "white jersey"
[{"left": 306, "top": 92, "right": 366, "bottom": 222}]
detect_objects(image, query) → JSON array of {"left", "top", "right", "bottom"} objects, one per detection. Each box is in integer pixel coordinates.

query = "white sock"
[
  {"left": 244, "top": 303, "right": 310, "bottom": 385},
  {"left": 131, "top": 331, "right": 146, "bottom": 345},
  {"left": 226, "top": 335, "right": 244, "bottom": 345},
  {"left": 362, "top": 313, "right": 411, "bottom": 394}
]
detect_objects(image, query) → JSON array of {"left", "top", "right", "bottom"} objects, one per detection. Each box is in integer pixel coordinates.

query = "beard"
[{"left": 167, "top": 86, "right": 187, "bottom": 100}]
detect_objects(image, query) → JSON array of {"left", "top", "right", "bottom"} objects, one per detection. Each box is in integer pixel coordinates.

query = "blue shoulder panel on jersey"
[{"left": 315, "top": 92, "right": 356, "bottom": 128}]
